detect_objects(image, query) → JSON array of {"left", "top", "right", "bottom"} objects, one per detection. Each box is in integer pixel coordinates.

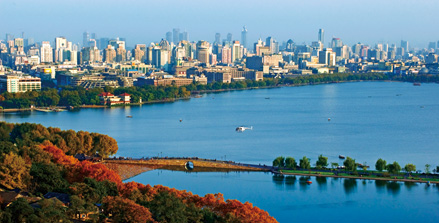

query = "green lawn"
[{"left": 281, "top": 170, "right": 335, "bottom": 176}]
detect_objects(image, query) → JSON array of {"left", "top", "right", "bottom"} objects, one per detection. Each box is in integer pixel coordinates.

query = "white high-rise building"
[
  {"left": 231, "top": 41, "right": 242, "bottom": 62},
  {"left": 40, "top": 41, "right": 53, "bottom": 63}
]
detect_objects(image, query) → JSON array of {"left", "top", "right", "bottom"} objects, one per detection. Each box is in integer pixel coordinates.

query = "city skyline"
[{"left": 1, "top": 0, "right": 438, "bottom": 48}]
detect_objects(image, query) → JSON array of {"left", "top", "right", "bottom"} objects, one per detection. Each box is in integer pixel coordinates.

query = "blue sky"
[{"left": 1, "top": 0, "right": 438, "bottom": 48}]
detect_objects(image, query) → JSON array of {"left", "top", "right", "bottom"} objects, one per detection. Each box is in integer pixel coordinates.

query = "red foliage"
[{"left": 40, "top": 143, "right": 277, "bottom": 222}]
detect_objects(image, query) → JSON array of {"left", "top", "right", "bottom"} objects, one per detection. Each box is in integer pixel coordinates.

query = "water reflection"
[
  {"left": 272, "top": 174, "right": 285, "bottom": 189},
  {"left": 316, "top": 176, "right": 327, "bottom": 189},
  {"left": 375, "top": 180, "right": 387, "bottom": 194},
  {"left": 343, "top": 179, "right": 357, "bottom": 194},
  {"left": 299, "top": 176, "right": 311, "bottom": 191},
  {"left": 1, "top": 111, "right": 32, "bottom": 118},
  {"left": 403, "top": 182, "right": 417, "bottom": 191},
  {"left": 386, "top": 181, "right": 401, "bottom": 196},
  {"left": 285, "top": 176, "right": 296, "bottom": 189}
]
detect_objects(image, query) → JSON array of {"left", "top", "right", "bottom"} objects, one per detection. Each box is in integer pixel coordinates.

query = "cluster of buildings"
[{"left": 0, "top": 28, "right": 438, "bottom": 94}]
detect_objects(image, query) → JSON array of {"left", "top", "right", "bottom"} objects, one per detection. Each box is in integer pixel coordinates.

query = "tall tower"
[
  {"left": 83, "top": 32, "right": 90, "bottom": 48},
  {"left": 400, "top": 40, "right": 409, "bottom": 52},
  {"left": 318, "top": 29, "right": 324, "bottom": 44},
  {"left": 166, "top": 32, "right": 173, "bottom": 43},
  {"left": 241, "top": 26, "right": 248, "bottom": 49},
  {"left": 215, "top": 33, "right": 221, "bottom": 44},
  {"left": 227, "top": 33, "right": 232, "bottom": 42},
  {"left": 173, "top": 28, "right": 180, "bottom": 44}
]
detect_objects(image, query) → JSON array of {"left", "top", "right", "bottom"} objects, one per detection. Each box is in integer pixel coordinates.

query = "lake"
[{"left": 2, "top": 81, "right": 439, "bottom": 222}]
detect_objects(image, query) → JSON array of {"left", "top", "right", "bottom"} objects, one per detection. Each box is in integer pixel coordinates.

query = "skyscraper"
[
  {"left": 166, "top": 32, "right": 173, "bottom": 43},
  {"left": 182, "top": 31, "right": 188, "bottom": 41},
  {"left": 400, "top": 40, "right": 409, "bottom": 52},
  {"left": 266, "top": 37, "right": 278, "bottom": 54},
  {"left": 241, "top": 26, "right": 248, "bottom": 49},
  {"left": 227, "top": 33, "right": 232, "bottom": 42},
  {"left": 5, "top": 34, "right": 14, "bottom": 42},
  {"left": 173, "top": 28, "right": 180, "bottom": 44},
  {"left": 331, "top": 38, "right": 342, "bottom": 48},
  {"left": 428, "top": 42, "right": 436, "bottom": 50},
  {"left": 215, "top": 33, "right": 221, "bottom": 44},
  {"left": 318, "top": 29, "right": 324, "bottom": 44},
  {"left": 83, "top": 32, "right": 90, "bottom": 48}
]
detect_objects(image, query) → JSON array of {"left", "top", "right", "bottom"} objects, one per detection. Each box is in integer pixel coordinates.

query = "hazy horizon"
[{"left": 1, "top": 0, "right": 438, "bottom": 48}]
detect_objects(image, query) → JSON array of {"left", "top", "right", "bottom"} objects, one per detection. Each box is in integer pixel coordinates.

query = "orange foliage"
[
  {"left": 40, "top": 143, "right": 78, "bottom": 165},
  {"left": 103, "top": 196, "right": 154, "bottom": 223},
  {"left": 40, "top": 143, "right": 121, "bottom": 185},
  {"left": 67, "top": 161, "right": 122, "bottom": 185}
]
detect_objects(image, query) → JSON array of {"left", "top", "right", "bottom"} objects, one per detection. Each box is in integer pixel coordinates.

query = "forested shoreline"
[
  {"left": 0, "top": 122, "right": 277, "bottom": 222},
  {"left": 1, "top": 73, "right": 437, "bottom": 109}
]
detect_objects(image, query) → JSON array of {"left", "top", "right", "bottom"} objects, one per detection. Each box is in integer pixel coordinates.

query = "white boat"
[{"left": 236, "top": 126, "right": 253, "bottom": 132}]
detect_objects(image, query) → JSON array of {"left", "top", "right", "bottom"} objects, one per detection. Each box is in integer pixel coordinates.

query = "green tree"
[
  {"left": 375, "top": 158, "right": 387, "bottom": 171},
  {"left": 331, "top": 162, "right": 339, "bottom": 169},
  {"left": 343, "top": 157, "right": 357, "bottom": 172},
  {"left": 425, "top": 164, "right": 431, "bottom": 174},
  {"left": 272, "top": 156, "right": 285, "bottom": 169},
  {"left": 285, "top": 157, "right": 297, "bottom": 169},
  {"left": 299, "top": 156, "right": 311, "bottom": 169},
  {"left": 147, "top": 191, "right": 187, "bottom": 223},
  {"left": 315, "top": 154, "right": 328, "bottom": 169},
  {"left": 35, "top": 198, "right": 71, "bottom": 223},
  {"left": 386, "top": 161, "right": 401, "bottom": 174},
  {"left": 30, "top": 162, "right": 69, "bottom": 194},
  {"left": 5, "top": 198, "right": 37, "bottom": 223},
  {"left": 404, "top": 164, "right": 416, "bottom": 174}
]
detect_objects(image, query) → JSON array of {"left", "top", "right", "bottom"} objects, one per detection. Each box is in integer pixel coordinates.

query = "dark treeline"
[{"left": 1, "top": 72, "right": 437, "bottom": 109}]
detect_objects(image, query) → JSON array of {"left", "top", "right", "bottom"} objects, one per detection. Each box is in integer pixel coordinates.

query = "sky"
[{"left": 1, "top": 0, "right": 438, "bottom": 48}]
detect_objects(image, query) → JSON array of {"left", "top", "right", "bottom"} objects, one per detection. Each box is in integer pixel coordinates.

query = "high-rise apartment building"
[
  {"left": 254, "top": 39, "right": 264, "bottom": 56},
  {"left": 116, "top": 46, "right": 127, "bottom": 62},
  {"left": 196, "top": 41, "right": 210, "bottom": 64},
  {"left": 14, "top": 38, "right": 24, "bottom": 47},
  {"left": 40, "top": 41, "right": 53, "bottom": 63},
  {"left": 133, "top": 44, "right": 146, "bottom": 62},
  {"left": 103, "top": 45, "right": 116, "bottom": 62},
  {"left": 221, "top": 46, "right": 232, "bottom": 64},
  {"left": 231, "top": 41, "right": 242, "bottom": 63}
]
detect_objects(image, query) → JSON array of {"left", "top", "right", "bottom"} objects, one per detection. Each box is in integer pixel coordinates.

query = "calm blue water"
[
  {"left": 1, "top": 81, "right": 439, "bottom": 222},
  {"left": 1, "top": 82, "right": 438, "bottom": 168},
  {"left": 128, "top": 170, "right": 439, "bottom": 223}
]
